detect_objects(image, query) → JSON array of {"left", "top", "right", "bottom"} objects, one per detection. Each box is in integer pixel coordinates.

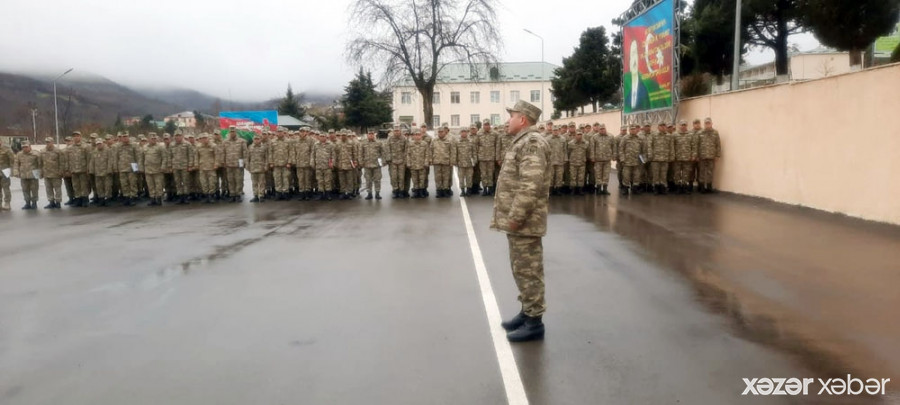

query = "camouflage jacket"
[
  {"left": 619, "top": 134, "right": 645, "bottom": 166},
  {"left": 496, "top": 134, "right": 515, "bottom": 160},
  {"left": 88, "top": 148, "right": 115, "bottom": 176},
  {"left": 673, "top": 130, "right": 698, "bottom": 161},
  {"left": 168, "top": 142, "right": 195, "bottom": 170},
  {"left": 334, "top": 141, "right": 358, "bottom": 170},
  {"left": 115, "top": 142, "right": 143, "bottom": 172},
  {"left": 453, "top": 138, "right": 477, "bottom": 168},
  {"left": 311, "top": 142, "right": 334, "bottom": 170},
  {"left": 142, "top": 144, "right": 169, "bottom": 174},
  {"left": 547, "top": 135, "right": 568, "bottom": 165},
  {"left": 293, "top": 137, "right": 315, "bottom": 168},
  {"left": 386, "top": 135, "right": 408, "bottom": 165},
  {"left": 406, "top": 139, "right": 429, "bottom": 170},
  {"left": 697, "top": 129, "right": 721, "bottom": 159},
  {"left": 13, "top": 151, "right": 41, "bottom": 179},
  {"left": 589, "top": 134, "right": 616, "bottom": 162},
  {"left": 65, "top": 142, "right": 91, "bottom": 173},
  {"left": 268, "top": 138, "right": 293, "bottom": 166},
  {"left": 0, "top": 145, "right": 14, "bottom": 173},
  {"left": 195, "top": 144, "right": 219, "bottom": 171},
  {"left": 247, "top": 143, "right": 268, "bottom": 173},
  {"left": 40, "top": 147, "right": 67, "bottom": 179},
  {"left": 648, "top": 132, "right": 674, "bottom": 162},
  {"left": 475, "top": 130, "right": 499, "bottom": 161},
  {"left": 490, "top": 126, "right": 551, "bottom": 237},
  {"left": 429, "top": 136, "right": 453, "bottom": 165},
  {"left": 223, "top": 138, "right": 248, "bottom": 167},
  {"left": 567, "top": 139, "right": 588, "bottom": 166},
  {"left": 359, "top": 139, "right": 384, "bottom": 169}
]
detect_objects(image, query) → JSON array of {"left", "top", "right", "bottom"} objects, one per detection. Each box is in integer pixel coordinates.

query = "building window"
[
  {"left": 451, "top": 115, "right": 460, "bottom": 127},
  {"left": 401, "top": 92, "right": 412, "bottom": 105},
  {"left": 491, "top": 114, "right": 501, "bottom": 126},
  {"left": 451, "top": 92, "right": 460, "bottom": 104},
  {"left": 470, "top": 114, "right": 480, "bottom": 125},
  {"left": 490, "top": 91, "right": 500, "bottom": 103},
  {"left": 433, "top": 92, "right": 440, "bottom": 104},
  {"left": 432, "top": 115, "right": 441, "bottom": 128},
  {"left": 470, "top": 91, "right": 480, "bottom": 104},
  {"left": 530, "top": 90, "right": 540, "bottom": 102},
  {"left": 510, "top": 90, "right": 520, "bottom": 102}
]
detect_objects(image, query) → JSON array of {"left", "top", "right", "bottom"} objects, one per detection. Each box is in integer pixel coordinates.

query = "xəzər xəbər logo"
[{"left": 742, "top": 375, "right": 890, "bottom": 396}]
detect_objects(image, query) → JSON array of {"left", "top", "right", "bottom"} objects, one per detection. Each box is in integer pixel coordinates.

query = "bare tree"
[{"left": 347, "top": 0, "right": 502, "bottom": 128}]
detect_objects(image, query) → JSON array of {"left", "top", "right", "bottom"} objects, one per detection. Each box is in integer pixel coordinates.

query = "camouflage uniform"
[
  {"left": 88, "top": 142, "right": 115, "bottom": 202},
  {"left": 334, "top": 137, "right": 358, "bottom": 196},
  {"left": 648, "top": 128, "right": 674, "bottom": 190},
  {"left": 247, "top": 140, "right": 268, "bottom": 199},
  {"left": 386, "top": 133, "right": 408, "bottom": 194},
  {"left": 619, "top": 130, "right": 646, "bottom": 189},
  {"left": 697, "top": 126, "right": 722, "bottom": 189},
  {"left": 293, "top": 134, "right": 315, "bottom": 196},
  {"left": 169, "top": 139, "right": 195, "bottom": 200},
  {"left": 223, "top": 136, "right": 248, "bottom": 197},
  {"left": 567, "top": 137, "right": 588, "bottom": 191},
  {"left": 547, "top": 133, "right": 568, "bottom": 190},
  {"left": 406, "top": 138, "right": 429, "bottom": 194},
  {"left": 475, "top": 128, "right": 499, "bottom": 190},
  {"left": 115, "top": 139, "right": 143, "bottom": 202},
  {"left": 195, "top": 136, "right": 220, "bottom": 198},
  {"left": 311, "top": 139, "right": 335, "bottom": 194},
  {"left": 490, "top": 110, "right": 551, "bottom": 319},
  {"left": 14, "top": 147, "right": 42, "bottom": 207},
  {"left": 359, "top": 137, "right": 384, "bottom": 196},
  {"left": 429, "top": 134, "right": 454, "bottom": 193},
  {"left": 142, "top": 137, "right": 169, "bottom": 202},
  {"left": 589, "top": 131, "right": 616, "bottom": 188},
  {"left": 0, "top": 142, "right": 18, "bottom": 209},
  {"left": 453, "top": 135, "right": 477, "bottom": 194},
  {"left": 268, "top": 135, "right": 293, "bottom": 195},
  {"left": 40, "top": 141, "right": 67, "bottom": 206},
  {"left": 66, "top": 138, "right": 92, "bottom": 200},
  {"left": 673, "top": 124, "right": 698, "bottom": 191}
]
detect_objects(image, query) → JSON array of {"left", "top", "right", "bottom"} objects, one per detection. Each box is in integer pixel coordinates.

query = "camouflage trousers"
[
  {"left": 273, "top": 166, "right": 291, "bottom": 192},
  {"left": 296, "top": 167, "right": 312, "bottom": 192},
  {"left": 550, "top": 165, "right": 565, "bottom": 188},
  {"left": 251, "top": 172, "right": 267, "bottom": 197},
  {"left": 568, "top": 165, "right": 586, "bottom": 188},
  {"left": 266, "top": 170, "right": 275, "bottom": 192},
  {"left": 0, "top": 175, "right": 10, "bottom": 203},
  {"left": 94, "top": 175, "right": 111, "bottom": 199},
  {"left": 173, "top": 169, "right": 190, "bottom": 195},
  {"left": 585, "top": 161, "right": 595, "bottom": 187},
  {"left": 479, "top": 161, "right": 495, "bottom": 187},
  {"left": 508, "top": 234, "right": 546, "bottom": 317},
  {"left": 146, "top": 173, "right": 165, "bottom": 198},
  {"left": 64, "top": 176, "right": 74, "bottom": 200},
  {"left": 389, "top": 163, "right": 406, "bottom": 191},
  {"left": 190, "top": 171, "right": 201, "bottom": 194},
  {"left": 433, "top": 164, "right": 452, "bottom": 190},
  {"left": 119, "top": 171, "right": 138, "bottom": 198},
  {"left": 338, "top": 169, "right": 355, "bottom": 194},
  {"left": 20, "top": 178, "right": 39, "bottom": 203},
  {"left": 315, "top": 168, "right": 332, "bottom": 192},
  {"left": 593, "top": 161, "right": 611, "bottom": 185},
  {"left": 72, "top": 172, "right": 90, "bottom": 198},
  {"left": 673, "top": 161, "right": 693, "bottom": 185},
  {"left": 44, "top": 177, "right": 63, "bottom": 203},
  {"left": 698, "top": 159, "right": 716, "bottom": 184},
  {"left": 457, "top": 166, "right": 473, "bottom": 191},
  {"left": 198, "top": 170, "right": 218, "bottom": 195},
  {"left": 409, "top": 168, "right": 427, "bottom": 189},
  {"left": 650, "top": 162, "right": 669, "bottom": 185},
  {"left": 364, "top": 167, "right": 382, "bottom": 193},
  {"left": 621, "top": 165, "right": 642, "bottom": 187},
  {"left": 226, "top": 167, "right": 244, "bottom": 196}
]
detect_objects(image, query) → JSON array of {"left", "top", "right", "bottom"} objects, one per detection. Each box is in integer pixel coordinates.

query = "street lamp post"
[
  {"left": 53, "top": 68, "right": 74, "bottom": 144},
  {"left": 31, "top": 108, "right": 38, "bottom": 143},
  {"left": 731, "top": 0, "right": 742, "bottom": 91},
  {"left": 523, "top": 29, "right": 545, "bottom": 121}
]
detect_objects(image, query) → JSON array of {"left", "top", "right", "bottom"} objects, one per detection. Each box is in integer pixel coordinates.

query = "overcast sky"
[{"left": 0, "top": 0, "right": 819, "bottom": 102}]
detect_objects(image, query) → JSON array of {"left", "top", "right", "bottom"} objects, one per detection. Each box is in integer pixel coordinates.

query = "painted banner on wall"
[
  {"left": 218, "top": 110, "right": 278, "bottom": 141},
  {"left": 622, "top": 0, "right": 675, "bottom": 115}
]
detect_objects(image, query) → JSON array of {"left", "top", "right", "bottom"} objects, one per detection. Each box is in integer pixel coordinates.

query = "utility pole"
[{"left": 731, "top": 0, "right": 742, "bottom": 91}]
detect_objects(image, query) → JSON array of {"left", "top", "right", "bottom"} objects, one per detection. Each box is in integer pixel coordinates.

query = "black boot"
[
  {"left": 365, "top": 192, "right": 373, "bottom": 200},
  {"left": 501, "top": 311, "right": 528, "bottom": 332},
  {"left": 325, "top": 192, "right": 333, "bottom": 201},
  {"left": 575, "top": 187, "right": 584, "bottom": 196},
  {"left": 375, "top": 191, "right": 382, "bottom": 200},
  {"left": 250, "top": 196, "right": 259, "bottom": 203},
  {"left": 506, "top": 315, "right": 544, "bottom": 342},
  {"left": 482, "top": 187, "right": 490, "bottom": 196},
  {"left": 436, "top": 189, "right": 445, "bottom": 198},
  {"left": 44, "top": 202, "right": 54, "bottom": 209},
  {"left": 65, "top": 198, "right": 74, "bottom": 206}
]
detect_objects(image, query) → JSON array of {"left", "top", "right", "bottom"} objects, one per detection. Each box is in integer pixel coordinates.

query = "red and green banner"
[
  {"left": 622, "top": 0, "right": 675, "bottom": 115},
  {"left": 218, "top": 110, "right": 278, "bottom": 141}
]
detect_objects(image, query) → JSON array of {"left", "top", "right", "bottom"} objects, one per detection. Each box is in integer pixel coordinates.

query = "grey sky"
[{"left": 0, "top": 0, "right": 818, "bottom": 102}]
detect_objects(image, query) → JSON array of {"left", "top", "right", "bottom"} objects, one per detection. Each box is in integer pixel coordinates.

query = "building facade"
[
  {"left": 163, "top": 111, "right": 198, "bottom": 128},
  {"left": 714, "top": 47, "right": 852, "bottom": 93},
  {"left": 392, "top": 62, "right": 558, "bottom": 128}
]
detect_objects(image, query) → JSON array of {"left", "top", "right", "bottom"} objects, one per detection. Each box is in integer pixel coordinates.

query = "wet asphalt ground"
[{"left": 1, "top": 174, "right": 898, "bottom": 405}]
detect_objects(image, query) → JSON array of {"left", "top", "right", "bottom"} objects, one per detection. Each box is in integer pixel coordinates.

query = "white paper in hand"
[
  {"left": 238, "top": 159, "right": 244, "bottom": 168},
  {"left": 377, "top": 158, "right": 383, "bottom": 167},
  {"left": 131, "top": 162, "right": 139, "bottom": 172},
  {"left": 1, "top": 168, "right": 10, "bottom": 178},
  {"left": 32, "top": 169, "right": 41, "bottom": 179}
]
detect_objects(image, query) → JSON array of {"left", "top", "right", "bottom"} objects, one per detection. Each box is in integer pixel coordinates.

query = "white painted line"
[{"left": 456, "top": 170, "right": 530, "bottom": 405}]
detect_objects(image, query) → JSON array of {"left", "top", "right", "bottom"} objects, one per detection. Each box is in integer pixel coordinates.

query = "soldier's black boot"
[
  {"left": 603, "top": 185, "right": 611, "bottom": 195},
  {"left": 250, "top": 196, "right": 259, "bottom": 203},
  {"left": 44, "top": 202, "right": 54, "bottom": 209},
  {"left": 375, "top": 192, "right": 382, "bottom": 200},
  {"left": 482, "top": 187, "right": 490, "bottom": 196},
  {"left": 64, "top": 198, "right": 74, "bottom": 206},
  {"left": 575, "top": 187, "right": 584, "bottom": 196},
  {"left": 365, "top": 192, "right": 373, "bottom": 200},
  {"left": 506, "top": 315, "right": 544, "bottom": 342},
  {"left": 501, "top": 311, "right": 528, "bottom": 331},
  {"left": 325, "top": 192, "right": 333, "bottom": 201}
]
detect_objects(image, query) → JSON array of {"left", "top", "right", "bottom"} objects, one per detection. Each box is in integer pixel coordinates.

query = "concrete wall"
[{"left": 552, "top": 63, "right": 900, "bottom": 225}]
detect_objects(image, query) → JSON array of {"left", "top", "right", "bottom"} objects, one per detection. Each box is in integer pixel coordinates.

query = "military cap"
[
  {"left": 198, "top": 133, "right": 209, "bottom": 139},
  {"left": 568, "top": 121, "right": 576, "bottom": 127},
  {"left": 94, "top": 139, "right": 103, "bottom": 145},
  {"left": 149, "top": 133, "right": 159, "bottom": 139},
  {"left": 593, "top": 122, "right": 600, "bottom": 126},
  {"left": 163, "top": 133, "right": 171, "bottom": 139},
  {"left": 138, "top": 134, "right": 147, "bottom": 140},
  {"left": 506, "top": 100, "right": 543, "bottom": 123},
  {"left": 90, "top": 133, "right": 99, "bottom": 138},
  {"left": 482, "top": 119, "right": 491, "bottom": 124},
  {"left": 643, "top": 123, "right": 651, "bottom": 127},
  {"left": 679, "top": 119, "right": 688, "bottom": 125},
  {"left": 21, "top": 140, "right": 31, "bottom": 146},
  {"left": 460, "top": 127, "right": 469, "bottom": 132},
  {"left": 339, "top": 132, "right": 348, "bottom": 136},
  {"left": 693, "top": 118, "right": 702, "bottom": 124},
  {"left": 597, "top": 123, "right": 606, "bottom": 129},
  {"left": 104, "top": 134, "right": 114, "bottom": 140},
  {"left": 658, "top": 122, "right": 667, "bottom": 126},
  {"left": 328, "top": 129, "right": 335, "bottom": 133},
  {"left": 71, "top": 130, "right": 82, "bottom": 136},
  {"left": 186, "top": 133, "right": 195, "bottom": 139},
  {"left": 229, "top": 125, "right": 236, "bottom": 129},
  {"left": 64, "top": 136, "right": 72, "bottom": 141},
  {"left": 538, "top": 125, "right": 545, "bottom": 130},
  {"left": 704, "top": 117, "right": 713, "bottom": 123},
  {"left": 44, "top": 137, "right": 54, "bottom": 143}
]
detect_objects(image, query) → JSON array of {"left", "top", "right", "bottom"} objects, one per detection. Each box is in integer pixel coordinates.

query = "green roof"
[{"left": 399, "top": 62, "right": 558, "bottom": 85}]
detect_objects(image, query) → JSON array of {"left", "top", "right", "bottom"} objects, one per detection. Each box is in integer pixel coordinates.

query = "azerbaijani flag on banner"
[{"left": 218, "top": 110, "right": 278, "bottom": 142}]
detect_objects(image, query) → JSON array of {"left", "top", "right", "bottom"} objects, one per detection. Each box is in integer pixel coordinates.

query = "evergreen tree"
[
  {"left": 278, "top": 84, "right": 306, "bottom": 118},
  {"left": 341, "top": 68, "right": 393, "bottom": 131},
  {"left": 551, "top": 26, "right": 620, "bottom": 115},
  {"left": 803, "top": 0, "right": 900, "bottom": 67}
]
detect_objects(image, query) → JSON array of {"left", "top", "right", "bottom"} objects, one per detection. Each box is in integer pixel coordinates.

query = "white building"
[
  {"left": 391, "top": 62, "right": 558, "bottom": 128},
  {"left": 714, "top": 47, "right": 852, "bottom": 93}
]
